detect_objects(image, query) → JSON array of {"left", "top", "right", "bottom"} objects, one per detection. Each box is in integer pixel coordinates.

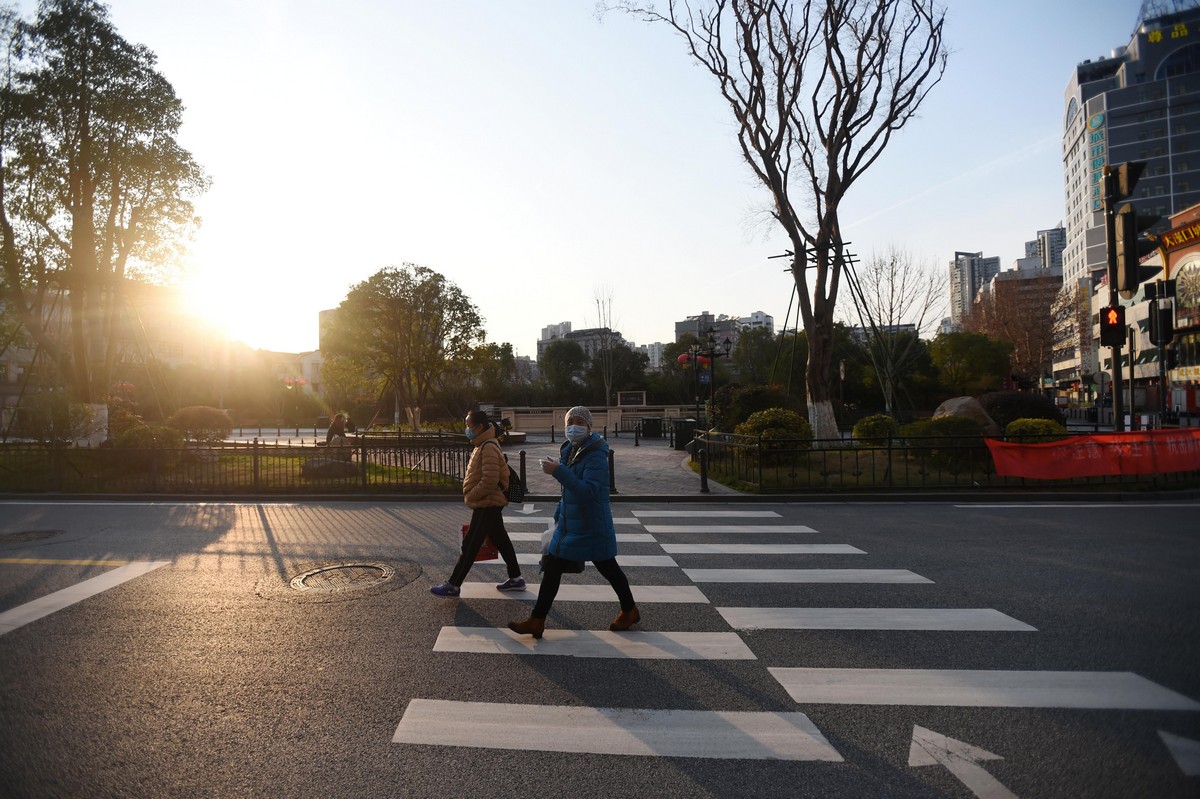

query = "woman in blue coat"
[{"left": 508, "top": 406, "right": 639, "bottom": 639}]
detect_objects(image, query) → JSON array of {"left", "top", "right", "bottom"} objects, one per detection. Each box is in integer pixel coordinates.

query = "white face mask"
[{"left": 565, "top": 424, "right": 588, "bottom": 444}]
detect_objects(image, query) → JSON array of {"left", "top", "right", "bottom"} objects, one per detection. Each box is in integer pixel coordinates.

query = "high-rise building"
[
  {"left": 1061, "top": 3, "right": 1200, "bottom": 290},
  {"left": 948, "top": 251, "right": 1000, "bottom": 327},
  {"left": 1030, "top": 226, "right": 1067, "bottom": 272}
]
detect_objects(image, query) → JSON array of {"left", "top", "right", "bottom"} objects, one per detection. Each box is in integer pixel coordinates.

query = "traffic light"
[
  {"left": 1099, "top": 305, "right": 1126, "bottom": 347},
  {"left": 1114, "top": 202, "right": 1163, "bottom": 296},
  {"left": 1114, "top": 161, "right": 1147, "bottom": 201},
  {"left": 1149, "top": 301, "right": 1174, "bottom": 346}
]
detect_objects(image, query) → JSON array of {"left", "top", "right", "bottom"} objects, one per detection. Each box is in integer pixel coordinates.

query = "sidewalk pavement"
[{"left": 507, "top": 431, "right": 739, "bottom": 500}]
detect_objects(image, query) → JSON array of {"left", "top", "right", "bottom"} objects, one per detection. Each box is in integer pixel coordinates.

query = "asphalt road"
[{"left": 0, "top": 499, "right": 1197, "bottom": 798}]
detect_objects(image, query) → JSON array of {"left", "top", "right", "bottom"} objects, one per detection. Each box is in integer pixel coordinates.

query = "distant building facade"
[{"left": 949, "top": 251, "right": 1001, "bottom": 328}]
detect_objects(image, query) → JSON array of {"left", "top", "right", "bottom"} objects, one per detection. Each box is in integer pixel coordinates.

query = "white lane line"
[
  {"left": 634, "top": 510, "right": 782, "bottom": 518},
  {"left": 720, "top": 608, "right": 1036, "bottom": 631},
  {"left": 0, "top": 561, "right": 171, "bottom": 636},
  {"left": 768, "top": 668, "right": 1200, "bottom": 709},
  {"left": 644, "top": 525, "right": 817, "bottom": 534},
  {"left": 434, "top": 627, "right": 755, "bottom": 660},
  {"left": 508, "top": 532, "right": 655, "bottom": 543},
  {"left": 663, "top": 544, "right": 864, "bottom": 555},
  {"left": 1159, "top": 730, "right": 1200, "bottom": 776},
  {"left": 457, "top": 584, "right": 710, "bottom": 603},
  {"left": 504, "top": 516, "right": 642, "bottom": 525},
  {"left": 955, "top": 504, "right": 1200, "bottom": 508},
  {"left": 477, "top": 554, "right": 678, "bottom": 567},
  {"left": 393, "top": 699, "right": 842, "bottom": 761},
  {"left": 687, "top": 569, "right": 931, "bottom": 583}
]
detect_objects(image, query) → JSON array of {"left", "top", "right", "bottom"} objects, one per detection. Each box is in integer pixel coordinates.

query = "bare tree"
[
  {"left": 965, "top": 272, "right": 1063, "bottom": 386},
  {"left": 608, "top": 0, "right": 947, "bottom": 437},
  {"left": 844, "top": 246, "right": 946, "bottom": 415},
  {"left": 593, "top": 286, "right": 617, "bottom": 407}
]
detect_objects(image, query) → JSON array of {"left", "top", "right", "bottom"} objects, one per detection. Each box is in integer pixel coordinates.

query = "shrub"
[
  {"left": 167, "top": 405, "right": 233, "bottom": 443},
  {"left": 735, "top": 408, "right": 813, "bottom": 450},
  {"left": 113, "top": 425, "right": 184, "bottom": 470},
  {"left": 1005, "top": 418, "right": 1069, "bottom": 442},
  {"left": 979, "top": 391, "right": 1064, "bottom": 430},
  {"left": 899, "top": 415, "right": 988, "bottom": 473},
  {"left": 10, "top": 393, "right": 94, "bottom": 444},
  {"left": 718, "top": 384, "right": 799, "bottom": 432},
  {"left": 852, "top": 413, "right": 898, "bottom": 445}
]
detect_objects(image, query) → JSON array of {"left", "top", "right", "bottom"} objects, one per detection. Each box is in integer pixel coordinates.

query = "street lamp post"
[
  {"left": 703, "top": 328, "right": 733, "bottom": 430},
  {"left": 689, "top": 341, "right": 701, "bottom": 426}
]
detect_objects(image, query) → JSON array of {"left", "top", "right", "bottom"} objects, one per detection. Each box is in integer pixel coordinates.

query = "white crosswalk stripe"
[
  {"left": 767, "top": 668, "right": 1200, "bottom": 709},
  {"left": 662, "top": 543, "right": 864, "bottom": 554},
  {"left": 434, "top": 627, "right": 756, "bottom": 659},
  {"left": 393, "top": 699, "right": 842, "bottom": 761},
  {"left": 719, "top": 607, "right": 1037, "bottom": 631},
  {"left": 477, "top": 553, "right": 678, "bottom": 567},
  {"left": 456, "top": 583, "right": 709, "bottom": 603},
  {"left": 685, "top": 568, "right": 932, "bottom": 583},
  {"left": 508, "top": 532, "right": 655, "bottom": 542},
  {"left": 644, "top": 524, "right": 817, "bottom": 533}
]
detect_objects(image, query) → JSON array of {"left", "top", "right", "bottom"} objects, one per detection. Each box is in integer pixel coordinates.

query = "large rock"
[{"left": 932, "top": 396, "right": 1000, "bottom": 436}]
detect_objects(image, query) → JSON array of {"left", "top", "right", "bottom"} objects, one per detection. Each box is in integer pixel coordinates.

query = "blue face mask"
[
  {"left": 465, "top": 426, "right": 476, "bottom": 439},
  {"left": 565, "top": 424, "right": 588, "bottom": 444}
]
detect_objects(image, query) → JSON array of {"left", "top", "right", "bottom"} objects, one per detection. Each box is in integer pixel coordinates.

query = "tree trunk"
[{"left": 405, "top": 406, "right": 421, "bottom": 432}]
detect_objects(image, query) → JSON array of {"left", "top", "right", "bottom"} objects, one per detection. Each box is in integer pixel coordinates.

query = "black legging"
[
  {"left": 532, "top": 555, "right": 635, "bottom": 619},
  {"left": 449, "top": 506, "right": 520, "bottom": 586}
]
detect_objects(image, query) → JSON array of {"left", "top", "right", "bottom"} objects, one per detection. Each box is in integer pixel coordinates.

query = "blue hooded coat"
[{"left": 548, "top": 432, "right": 617, "bottom": 562}]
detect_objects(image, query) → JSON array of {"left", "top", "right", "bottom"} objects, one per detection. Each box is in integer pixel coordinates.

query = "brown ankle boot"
[
  {"left": 507, "top": 616, "right": 545, "bottom": 639},
  {"left": 609, "top": 607, "right": 640, "bottom": 632}
]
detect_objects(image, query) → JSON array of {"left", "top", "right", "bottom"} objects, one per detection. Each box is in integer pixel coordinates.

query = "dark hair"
[{"left": 467, "top": 410, "right": 489, "bottom": 427}]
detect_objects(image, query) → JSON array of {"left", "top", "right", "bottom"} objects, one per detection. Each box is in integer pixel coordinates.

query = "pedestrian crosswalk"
[{"left": 394, "top": 506, "right": 1200, "bottom": 768}]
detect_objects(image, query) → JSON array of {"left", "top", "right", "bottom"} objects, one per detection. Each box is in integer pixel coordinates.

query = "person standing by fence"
[
  {"left": 431, "top": 410, "right": 525, "bottom": 597},
  {"left": 508, "top": 405, "right": 638, "bottom": 638}
]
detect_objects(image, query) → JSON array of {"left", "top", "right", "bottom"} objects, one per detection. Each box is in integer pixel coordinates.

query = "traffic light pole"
[{"left": 1103, "top": 167, "right": 1125, "bottom": 432}]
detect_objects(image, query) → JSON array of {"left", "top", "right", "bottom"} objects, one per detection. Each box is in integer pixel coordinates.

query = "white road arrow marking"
[
  {"left": 513, "top": 503, "right": 537, "bottom": 514},
  {"left": 1160, "top": 730, "right": 1200, "bottom": 776},
  {"left": 908, "top": 725, "right": 1016, "bottom": 799}
]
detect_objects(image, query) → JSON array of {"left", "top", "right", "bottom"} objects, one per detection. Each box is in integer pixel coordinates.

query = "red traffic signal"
[{"left": 1099, "top": 306, "right": 1126, "bottom": 347}]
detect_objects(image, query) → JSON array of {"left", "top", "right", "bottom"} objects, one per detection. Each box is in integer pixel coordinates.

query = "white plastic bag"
[{"left": 539, "top": 520, "right": 555, "bottom": 574}]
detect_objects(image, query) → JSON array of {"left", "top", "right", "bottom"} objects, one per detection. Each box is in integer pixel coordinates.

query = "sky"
[{"left": 17, "top": 0, "right": 1142, "bottom": 357}]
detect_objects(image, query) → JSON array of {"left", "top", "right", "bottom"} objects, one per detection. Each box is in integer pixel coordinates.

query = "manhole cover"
[
  {"left": 0, "top": 530, "right": 62, "bottom": 544},
  {"left": 290, "top": 562, "right": 396, "bottom": 593}
]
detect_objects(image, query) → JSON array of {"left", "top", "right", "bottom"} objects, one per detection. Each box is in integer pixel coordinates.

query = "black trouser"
[
  {"left": 450, "top": 506, "right": 520, "bottom": 586},
  {"left": 532, "top": 555, "right": 635, "bottom": 619}
]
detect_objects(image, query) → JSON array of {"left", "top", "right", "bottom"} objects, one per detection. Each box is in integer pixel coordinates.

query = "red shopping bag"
[{"left": 463, "top": 523, "right": 498, "bottom": 561}]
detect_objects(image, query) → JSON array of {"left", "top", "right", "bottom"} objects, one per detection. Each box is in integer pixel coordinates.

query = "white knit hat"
[{"left": 565, "top": 406, "right": 593, "bottom": 427}]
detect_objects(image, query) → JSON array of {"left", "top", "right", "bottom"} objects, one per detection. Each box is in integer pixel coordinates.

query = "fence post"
[
  {"left": 252, "top": 437, "right": 261, "bottom": 490},
  {"left": 550, "top": 424, "right": 556, "bottom": 443},
  {"left": 757, "top": 434, "right": 763, "bottom": 489},
  {"left": 699, "top": 448, "right": 709, "bottom": 494},
  {"left": 634, "top": 424, "right": 640, "bottom": 447},
  {"left": 608, "top": 450, "right": 618, "bottom": 494},
  {"left": 519, "top": 450, "right": 527, "bottom": 494},
  {"left": 360, "top": 439, "right": 368, "bottom": 488}
]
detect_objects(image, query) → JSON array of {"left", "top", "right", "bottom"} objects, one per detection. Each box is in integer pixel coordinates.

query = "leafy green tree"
[
  {"left": 322, "top": 264, "right": 483, "bottom": 431},
  {"left": 732, "top": 327, "right": 777, "bottom": 385},
  {"left": 539, "top": 339, "right": 588, "bottom": 404},
  {"left": 0, "top": 0, "right": 208, "bottom": 403},
  {"left": 929, "top": 332, "right": 1011, "bottom": 395}
]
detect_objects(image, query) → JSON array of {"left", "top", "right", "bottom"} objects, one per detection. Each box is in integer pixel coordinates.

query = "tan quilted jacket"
[{"left": 463, "top": 425, "right": 508, "bottom": 508}]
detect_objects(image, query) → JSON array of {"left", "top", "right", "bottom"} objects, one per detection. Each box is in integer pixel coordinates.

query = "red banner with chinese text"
[{"left": 985, "top": 429, "right": 1200, "bottom": 479}]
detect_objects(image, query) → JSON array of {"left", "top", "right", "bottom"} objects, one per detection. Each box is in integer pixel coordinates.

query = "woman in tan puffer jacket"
[{"left": 430, "top": 410, "right": 525, "bottom": 597}]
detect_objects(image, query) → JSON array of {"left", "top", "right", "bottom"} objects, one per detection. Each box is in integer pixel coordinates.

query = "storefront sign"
[
  {"left": 986, "top": 429, "right": 1200, "bottom": 479},
  {"left": 1159, "top": 220, "right": 1200, "bottom": 251}
]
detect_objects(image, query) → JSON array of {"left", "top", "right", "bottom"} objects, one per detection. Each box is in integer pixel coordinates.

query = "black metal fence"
[
  {"left": 695, "top": 431, "right": 1200, "bottom": 493},
  {"left": 0, "top": 435, "right": 479, "bottom": 495}
]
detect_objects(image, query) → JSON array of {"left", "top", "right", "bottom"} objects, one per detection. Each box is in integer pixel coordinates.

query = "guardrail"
[
  {"left": 695, "top": 431, "right": 1200, "bottom": 492},
  {"left": 0, "top": 436, "right": 478, "bottom": 495}
]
